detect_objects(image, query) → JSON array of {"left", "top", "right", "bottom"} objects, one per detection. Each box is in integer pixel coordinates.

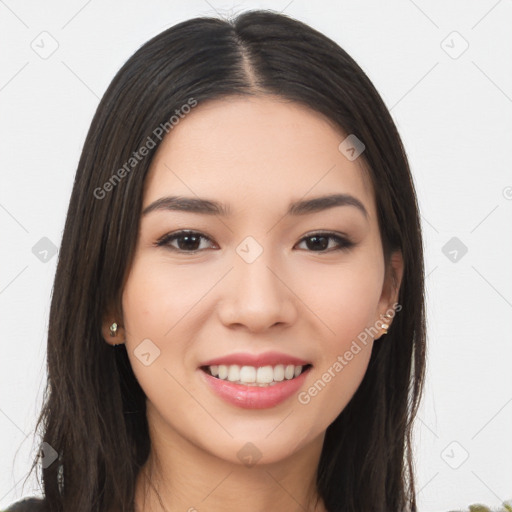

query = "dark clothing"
[{"left": 1, "top": 498, "right": 46, "bottom": 512}]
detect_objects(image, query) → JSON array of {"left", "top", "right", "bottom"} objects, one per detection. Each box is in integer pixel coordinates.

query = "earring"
[
  {"left": 109, "top": 322, "right": 118, "bottom": 337},
  {"left": 381, "top": 313, "right": 392, "bottom": 335},
  {"left": 108, "top": 321, "right": 124, "bottom": 347}
]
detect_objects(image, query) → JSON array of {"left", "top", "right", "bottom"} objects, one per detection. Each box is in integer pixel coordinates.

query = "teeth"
[
  {"left": 240, "top": 365, "right": 256, "bottom": 382},
  {"left": 206, "top": 364, "right": 308, "bottom": 385}
]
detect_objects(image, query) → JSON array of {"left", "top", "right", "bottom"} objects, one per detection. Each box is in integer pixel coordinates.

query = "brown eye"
[
  {"left": 155, "top": 230, "right": 354, "bottom": 254},
  {"left": 296, "top": 232, "right": 354, "bottom": 252},
  {"left": 156, "top": 230, "right": 216, "bottom": 252}
]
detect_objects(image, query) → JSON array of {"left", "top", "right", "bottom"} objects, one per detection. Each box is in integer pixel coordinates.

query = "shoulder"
[{"left": 1, "top": 497, "right": 46, "bottom": 512}]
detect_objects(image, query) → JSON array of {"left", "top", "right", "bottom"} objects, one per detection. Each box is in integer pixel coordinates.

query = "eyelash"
[{"left": 155, "top": 230, "right": 355, "bottom": 254}]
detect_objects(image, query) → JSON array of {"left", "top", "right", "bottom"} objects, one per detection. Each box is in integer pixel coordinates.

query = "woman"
[{"left": 5, "top": 9, "right": 426, "bottom": 512}]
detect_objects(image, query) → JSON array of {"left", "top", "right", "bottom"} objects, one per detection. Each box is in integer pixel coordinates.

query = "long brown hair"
[{"left": 22, "top": 9, "right": 426, "bottom": 512}]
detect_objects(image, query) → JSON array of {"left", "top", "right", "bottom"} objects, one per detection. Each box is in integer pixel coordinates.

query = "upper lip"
[{"left": 199, "top": 351, "right": 312, "bottom": 368}]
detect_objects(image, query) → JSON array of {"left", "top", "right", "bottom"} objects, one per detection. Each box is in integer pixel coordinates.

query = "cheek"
[
  {"left": 122, "top": 260, "right": 163, "bottom": 341},
  {"left": 299, "top": 253, "right": 384, "bottom": 344},
  {"left": 298, "top": 339, "right": 373, "bottom": 435},
  {"left": 297, "top": 283, "right": 379, "bottom": 431},
  {"left": 122, "top": 254, "right": 206, "bottom": 341},
  {"left": 120, "top": 257, "right": 196, "bottom": 410},
  {"left": 121, "top": 254, "right": 221, "bottom": 393},
  {"left": 121, "top": 256, "right": 188, "bottom": 378},
  {"left": 294, "top": 254, "right": 383, "bottom": 422}
]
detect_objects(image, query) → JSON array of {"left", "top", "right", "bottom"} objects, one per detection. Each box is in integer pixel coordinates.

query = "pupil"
[
  {"left": 179, "top": 235, "right": 200, "bottom": 251},
  {"left": 308, "top": 235, "right": 327, "bottom": 251}
]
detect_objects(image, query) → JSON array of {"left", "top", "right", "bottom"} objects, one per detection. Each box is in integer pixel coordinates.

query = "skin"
[{"left": 102, "top": 95, "right": 403, "bottom": 512}]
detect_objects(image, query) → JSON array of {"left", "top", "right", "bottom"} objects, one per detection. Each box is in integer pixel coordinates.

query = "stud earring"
[
  {"left": 381, "top": 313, "right": 392, "bottom": 335},
  {"left": 109, "top": 322, "right": 118, "bottom": 337}
]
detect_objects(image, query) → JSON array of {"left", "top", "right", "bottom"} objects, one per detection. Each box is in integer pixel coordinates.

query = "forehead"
[{"left": 143, "top": 95, "right": 376, "bottom": 220}]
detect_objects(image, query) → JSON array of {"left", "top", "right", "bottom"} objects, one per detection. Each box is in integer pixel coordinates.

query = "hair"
[{"left": 20, "top": 9, "right": 426, "bottom": 512}]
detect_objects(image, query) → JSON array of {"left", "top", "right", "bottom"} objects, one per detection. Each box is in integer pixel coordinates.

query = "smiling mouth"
[{"left": 200, "top": 363, "right": 313, "bottom": 387}]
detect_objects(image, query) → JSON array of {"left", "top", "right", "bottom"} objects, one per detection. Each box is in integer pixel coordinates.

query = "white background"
[{"left": 1, "top": 1, "right": 511, "bottom": 511}]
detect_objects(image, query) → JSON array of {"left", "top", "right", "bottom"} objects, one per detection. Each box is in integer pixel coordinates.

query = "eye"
[
  {"left": 295, "top": 232, "right": 354, "bottom": 252},
  {"left": 155, "top": 230, "right": 354, "bottom": 254},
  {"left": 155, "top": 230, "right": 217, "bottom": 252}
]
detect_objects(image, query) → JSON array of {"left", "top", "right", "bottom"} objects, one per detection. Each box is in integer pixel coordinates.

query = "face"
[{"left": 104, "top": 95, "right": 402, "bottom": 466}]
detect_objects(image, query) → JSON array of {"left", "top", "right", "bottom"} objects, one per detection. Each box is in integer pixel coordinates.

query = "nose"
[{"left": 216, "top": 251, "right": 298, "bottom": 333}]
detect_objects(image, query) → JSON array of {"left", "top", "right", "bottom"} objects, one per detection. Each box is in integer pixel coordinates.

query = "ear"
[
  {"left": 375, "top": 250, "right": 403, "bottom": 338},
  {"left": 101, "top": 309, "right": 126, "bottom": 346}
]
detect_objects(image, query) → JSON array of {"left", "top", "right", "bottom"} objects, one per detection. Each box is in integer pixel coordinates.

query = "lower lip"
[{"left": 198, "top": 367, "right": 312, "bottom": 409}]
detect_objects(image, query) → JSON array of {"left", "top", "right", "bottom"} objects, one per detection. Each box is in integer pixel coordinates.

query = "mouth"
[{"left": 200, "top": 363, "right": 313, "bottom": 387}]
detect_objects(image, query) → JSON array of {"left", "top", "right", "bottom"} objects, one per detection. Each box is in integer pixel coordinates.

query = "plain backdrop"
[{"left": 1, "top": 1, "right": 511, "bottom": 511}]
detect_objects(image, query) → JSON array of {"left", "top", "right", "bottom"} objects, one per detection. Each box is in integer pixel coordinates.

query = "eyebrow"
[{"left": 142, "top": 193, "right": 368, "bottom": 219}]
